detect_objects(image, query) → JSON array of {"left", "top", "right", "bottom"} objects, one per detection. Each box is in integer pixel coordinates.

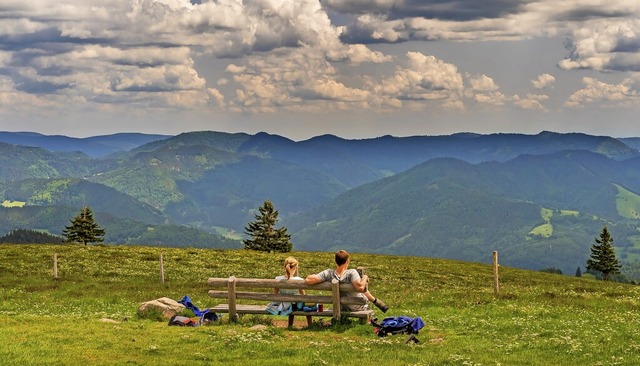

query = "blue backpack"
[
  {"left": 178, "top": 295, "right": 220, "bottom": 325},
  {"left": 371, "top": 316, "right": 425, "bottom": 343}
]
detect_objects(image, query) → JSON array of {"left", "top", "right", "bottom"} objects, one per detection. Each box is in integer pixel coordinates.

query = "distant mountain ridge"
[
  {"left": 1, "top": 130, "right": 640, "bottom": 277},
  {"left": 0, "top": 131, "right": 171, "bottom": 157}
]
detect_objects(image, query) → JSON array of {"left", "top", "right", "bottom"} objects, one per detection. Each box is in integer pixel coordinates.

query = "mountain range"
[{"left": 1, "top": 130, "right": 640, "bottom": 277}]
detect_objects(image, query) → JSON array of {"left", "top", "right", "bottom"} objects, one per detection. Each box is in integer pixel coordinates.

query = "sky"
[{"left": 2, "top": 0, "right": 640, "bottom": 140}]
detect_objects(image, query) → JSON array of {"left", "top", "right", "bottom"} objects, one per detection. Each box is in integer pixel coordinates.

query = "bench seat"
[{"left": 211, "top": 303, "right": 373, "bottom": 322}]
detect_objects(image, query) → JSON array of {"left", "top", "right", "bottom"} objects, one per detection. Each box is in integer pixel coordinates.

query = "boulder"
[{"left": 138, "top": 297, "right": 185, "bottom": 318}]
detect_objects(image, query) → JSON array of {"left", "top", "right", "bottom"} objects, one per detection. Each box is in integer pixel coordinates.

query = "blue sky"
[{"left": 1, "top": 0, "right": 640, "bottom": 140}]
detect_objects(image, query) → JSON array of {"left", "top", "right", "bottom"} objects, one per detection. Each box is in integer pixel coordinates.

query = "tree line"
[{"left": 0, "top": 199, "right": 628, "bottom": 284}]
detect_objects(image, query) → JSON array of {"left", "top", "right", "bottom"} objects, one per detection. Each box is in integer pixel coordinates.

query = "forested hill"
[
  {"left": 1, "top": 130, "right": 640, "bottom": 277},
  {"left": 284, "top": 150, "right": 640, "bottom": 276}
]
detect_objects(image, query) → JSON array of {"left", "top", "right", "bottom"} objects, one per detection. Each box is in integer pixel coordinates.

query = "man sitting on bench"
[{"left": 304, "top": 250, "right": 388, "bottom": 313}]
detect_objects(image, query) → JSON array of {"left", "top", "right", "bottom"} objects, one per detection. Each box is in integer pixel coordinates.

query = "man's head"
[{"left": 335, "top": 250, "right": 350, "bottom": 266}]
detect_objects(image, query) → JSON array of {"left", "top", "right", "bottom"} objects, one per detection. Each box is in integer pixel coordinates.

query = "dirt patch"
[{"left": 271, "top": 318, "right": 331, "bottom": 329}]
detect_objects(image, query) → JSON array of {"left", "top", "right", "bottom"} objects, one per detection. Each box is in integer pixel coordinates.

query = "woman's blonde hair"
[{"left": 283, "top": 256, "right": 299, "bottom": 278}]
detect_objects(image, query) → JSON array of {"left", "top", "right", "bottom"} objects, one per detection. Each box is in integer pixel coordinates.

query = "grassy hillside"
[
  {"left": 1, "top": 178, "right": 166, "bottom": 224},
  {"left": 4, "top": 131, "right": 640, "bottom": 281},
  {"left": 1, "top": 244, "right": 640, "bottom": 365}
]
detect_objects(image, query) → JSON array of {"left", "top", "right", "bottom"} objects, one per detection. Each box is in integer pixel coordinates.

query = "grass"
[
  {"left": 530, "top": 209, "right": 581, "bottom": 237},
  {"left": 529, "top": 223, "right": 552, "bottom": 237},
  {"left": 1, "top": 200, "right": 25, "bottom": 207},
  {"left": 616, "top": 184, "right": 640, "bottom": 219},
  {"left": 530, "top": 208, "right": 553, "bottom": 237},
  {"left": 1, "top": 244, "right": 640, "bottom": 365}
]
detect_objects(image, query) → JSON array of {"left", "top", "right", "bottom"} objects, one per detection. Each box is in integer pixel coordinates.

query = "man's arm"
[
  {"left": 351, "top": 273, "right": 369, "bottom": 292},
  {"left": 304, "top": 274, "right": 322, "bottom": 285}
]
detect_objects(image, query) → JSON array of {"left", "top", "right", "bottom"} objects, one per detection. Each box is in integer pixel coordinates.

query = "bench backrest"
[{"left": 207, "top": 276, "right": 366, "bottom": 321}]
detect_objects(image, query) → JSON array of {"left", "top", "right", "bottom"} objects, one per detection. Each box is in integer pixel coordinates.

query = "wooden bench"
[{"left": 207, "top": 271, "right": 374, "bottom": 325}]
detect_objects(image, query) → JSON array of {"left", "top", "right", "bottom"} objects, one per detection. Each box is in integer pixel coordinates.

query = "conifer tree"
[
  {"left": 575, "top": 266, "right": 582, "bottom": 277},
  {"left": 62, "top": 206, "right": 106, "bottom": 246},
  {"left": 243, "top": 200, "right": 292, "bottom": 253},
  {"left": 586, "top": 226, "right": 621, "bottom": 281}
]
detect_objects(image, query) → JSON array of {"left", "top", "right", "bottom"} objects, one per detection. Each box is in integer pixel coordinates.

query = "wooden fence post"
[
  {"left": 493, "top": 251, "right": 500, "bottom": 295},
  {"left": 159, "top": 253, "right": 165, "bottom": 284},
  {"left": 228, "top": 276, "right": 238, "bottom": 322},
  {"left": 53, "top": 253, "right": 58, "bottom": 280}
]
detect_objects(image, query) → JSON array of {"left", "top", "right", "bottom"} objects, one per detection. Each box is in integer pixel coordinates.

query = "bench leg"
[
  {"left": 288, "top": 314, "right": 294, "bottom": 328},
  {"left": 306, "top": 315, "right": 313, "bottom": 327}
]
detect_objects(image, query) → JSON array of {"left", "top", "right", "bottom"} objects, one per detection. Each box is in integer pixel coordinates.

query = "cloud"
[
  {"left": 513, "top": 93, "right": 549, "bottom": 110},
  {"left": 3, "top": 0, "right": 640, "bottom": 130},
  {"left": 325, "top": 0, "right": 529, "bottom": 21},
  {"left": 0, "top": 0, "right": 394, "bottom": 114},
  {"left": 469, "top": 74, "right": 499, "bottom": 92},
  {"left": 565, "top": 76, "right": 640, "bottom": 107},
  {"left": 465, "top": 74, "right": 507, "bottom": 106},
  {"left": 374, "top": 51, "right": 464, "bottom": 107},
  {"left": 532, "top": 73, "right": 555, "bottom": 89},
  {"left": 228, "top": 46, "right": 372, "bottom": 112},
  {"left": 559, "top": 20, "right": 640, "bottom": 72},
  {"left": 337, "top": 1, "right": 640, "bottom": 45}
]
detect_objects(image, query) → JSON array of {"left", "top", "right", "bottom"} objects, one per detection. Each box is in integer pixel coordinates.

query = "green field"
[
  {"left": 616, "top": 184, "right": 640, "bottom": 219},
  {"left": 1, "top": 244, "right": 640, "bottom": 365},
  {"left": 530, "top": 207, "right": 554, "bottom": 237},
  {"left": 1, "top": 200, "right": 25, "bottom": 207}
]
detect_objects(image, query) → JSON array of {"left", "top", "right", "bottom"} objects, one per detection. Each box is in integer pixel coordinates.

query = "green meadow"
[
  {"left": 1, "top": 200, "right": 25, "bottom": 208},
  {"left": 1, "top": 244, "right": 640, "bottom": 365}
]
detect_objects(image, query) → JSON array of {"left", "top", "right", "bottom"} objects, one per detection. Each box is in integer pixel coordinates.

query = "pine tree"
[
  {"left": 586, "top": 226, "right": 621, "bottom": 281},
  {"left": 62, "top": 206, "right": 106, "bottom": 246},
  {"left": 575, "top": 266, "right": 582, "bottom": 277},
  {"left": 243, "top": 200, "right": 292, "bottom": 253}
]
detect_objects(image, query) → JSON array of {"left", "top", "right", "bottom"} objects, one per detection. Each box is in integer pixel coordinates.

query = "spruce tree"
[
  {"left": 243, "top": 200, "right": 292, "bottom": 253},
  {"left": 586, "top": 226, "right": 621, "bottom": 281},
  {"left": 575, "top": 266, "right": 582, "bottom": 277},
  {"left": 62, "top": 206, "right": 106, "bottom": 246}
]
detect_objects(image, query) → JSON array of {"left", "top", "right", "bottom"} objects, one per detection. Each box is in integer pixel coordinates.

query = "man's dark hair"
[{"left": 335, "top": 250, "right": 350, "bottom": 266}]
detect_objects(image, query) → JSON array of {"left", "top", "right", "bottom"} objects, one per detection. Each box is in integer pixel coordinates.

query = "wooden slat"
[{"left": 207, "top": 277, "right": 363, "bottom": 293}]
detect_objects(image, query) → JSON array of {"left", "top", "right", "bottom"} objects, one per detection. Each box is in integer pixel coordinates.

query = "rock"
[
  {"left": 99, "top": 318, "right": 120, "bottom": 324},
  {"left": 138, "top": 297, "right": 185, "bottom": 318}
]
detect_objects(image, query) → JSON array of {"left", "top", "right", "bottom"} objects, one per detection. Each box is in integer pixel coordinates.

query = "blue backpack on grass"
[
  {"left": 177, "top": 295, "right": 220, "bottom": 325},
  {"left": 371, "top": 316, "right": 425, "bottom": 343}
]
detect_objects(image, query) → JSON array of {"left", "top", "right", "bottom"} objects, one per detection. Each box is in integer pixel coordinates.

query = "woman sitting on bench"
[{"left": 265, "top": 256, "right": 313, "bottom": 327}]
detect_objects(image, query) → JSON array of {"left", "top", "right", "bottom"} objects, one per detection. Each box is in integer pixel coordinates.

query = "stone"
[
  {"left": 138, "top": 297, "right": 185, "bottom": 318},
  {"left": 99, "top": 318, "right": 120, "bottom": 324}
]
